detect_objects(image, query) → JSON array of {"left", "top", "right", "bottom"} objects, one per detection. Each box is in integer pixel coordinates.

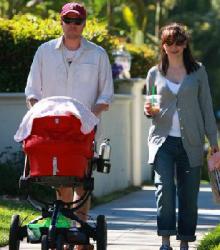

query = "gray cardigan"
[{"left": 146, "top": 65, "right": 218, "bottom": 167}]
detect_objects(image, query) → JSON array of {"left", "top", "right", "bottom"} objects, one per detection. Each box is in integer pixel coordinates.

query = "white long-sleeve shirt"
[
  {"left": 166, "top": 79, "right": 182, "bottom": 137},
  {"left": 25, "top": 36, "right": 114, "bottom": 110}
]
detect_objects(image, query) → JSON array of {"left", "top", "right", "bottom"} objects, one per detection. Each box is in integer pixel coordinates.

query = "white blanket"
[{"left": 14, "top": 96, "right": 99, "bottom": 142}]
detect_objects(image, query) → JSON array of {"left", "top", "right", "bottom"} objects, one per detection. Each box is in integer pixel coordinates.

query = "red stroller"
[{"left": 10, "top": 97, "right": 110, "bottom": 250}]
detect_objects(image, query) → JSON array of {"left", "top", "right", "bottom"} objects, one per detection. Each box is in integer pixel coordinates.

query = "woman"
[{"left": 144, "top": 23, "right": 219, "bottom": 250}]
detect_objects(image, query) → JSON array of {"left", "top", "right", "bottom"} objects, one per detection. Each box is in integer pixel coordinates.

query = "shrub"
[
  {"left": 0, "top": 14, "right": 61, "bottom": 92},
  {"left": 125, "top": 43, "right": 157, "bottom": 78},
  {"left": 213, "top": 245, "right": 220, "bottom": 250},
  {"left": 0, "top": 148, "right": 24, "bottom": 196},
  {"left": 198, "top": 225, "right": 220, "bottom": 250},
  {"left": 0, "top": 147, "right": 55, "bottom": 200},
  {"left": 0, "top": 14, "right": 157, "bottom": 92}
]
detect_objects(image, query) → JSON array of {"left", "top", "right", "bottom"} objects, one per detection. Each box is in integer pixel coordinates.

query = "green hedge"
[
  {"left": 0, "top": 150, "right": 24, "bottom": 196},
  {"left": 0, "top": 14, "right": 61, "bottom": 92},
  {"left": 0, "top": 14, "right": 157, "bottom": 92},
  {"left": 198, "top": 224, "right": 220, "bottom": 250},
  {"left": 126, "top": 43, "right": 157, "bottom": 78},
  {"left": 0, "top": 149, "right": 56, "bottom": 200}
]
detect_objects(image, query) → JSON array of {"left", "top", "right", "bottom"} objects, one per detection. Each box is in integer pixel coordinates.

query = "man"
[{"left": 25, "top": 2, "right": 114, "bottom": 249}]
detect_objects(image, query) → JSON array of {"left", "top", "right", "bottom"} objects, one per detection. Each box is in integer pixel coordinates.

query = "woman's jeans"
[{"left": 154, "top": 136, "right": 201, "bottom": 242}]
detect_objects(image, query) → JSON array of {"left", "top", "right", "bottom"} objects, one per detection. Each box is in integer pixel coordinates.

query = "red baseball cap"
[{"left": 61, "top": 2, "right": 87, "bottom": 19}]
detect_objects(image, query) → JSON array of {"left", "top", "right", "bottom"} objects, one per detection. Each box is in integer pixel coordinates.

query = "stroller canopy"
[{"left": 14, "top": 96, "right": 99, "bottom": 142}]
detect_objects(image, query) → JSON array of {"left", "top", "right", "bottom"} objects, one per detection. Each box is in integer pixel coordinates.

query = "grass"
[
  {"left": 198, "top": 224, "right": 220, "bottom": 250},
  {"left": 200, "top": 180, "right": 210, "bottom": 184},
  {"left": 0, "top": 199, "right": 39, "bottom": 247},
  {"left": 0, "top": 185, "right": 139, "bottom": 247}
]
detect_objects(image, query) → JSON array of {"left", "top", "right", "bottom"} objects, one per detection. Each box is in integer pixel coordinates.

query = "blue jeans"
[{"left": 154, "top": 136, "right": 201, "bottom": 242}]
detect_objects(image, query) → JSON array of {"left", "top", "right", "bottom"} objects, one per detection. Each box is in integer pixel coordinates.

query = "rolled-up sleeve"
[
  {"left": 25, "top": 47, "right": 43, "bottom": 101},
  {"left": 96, "top": 50, "right": 114, "bottom": 105}
]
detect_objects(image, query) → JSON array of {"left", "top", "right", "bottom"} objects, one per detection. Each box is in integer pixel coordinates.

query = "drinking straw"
[{"left": 152, "top": 84, "right": 155, "bottom": 104}]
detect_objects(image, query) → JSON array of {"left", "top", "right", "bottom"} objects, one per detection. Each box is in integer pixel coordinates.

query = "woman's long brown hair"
[{"left": 159, "top": 23, "right": 200, "bottom": 75}]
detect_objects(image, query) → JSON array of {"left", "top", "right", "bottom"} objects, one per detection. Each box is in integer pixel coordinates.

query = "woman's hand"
[
  {"left": 210, "top": 145, "right": 220, "bottom": 155},
  {"left": 144, "top": 101, "right": 160, "bottom": 116},
  {"left": 208, "top": 146, "right": 220, "bottom": 171}
]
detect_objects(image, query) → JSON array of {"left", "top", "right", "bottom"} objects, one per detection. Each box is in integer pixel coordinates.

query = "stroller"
[{"left": 11, "top": 97, "right": 111, "bottom": 250}]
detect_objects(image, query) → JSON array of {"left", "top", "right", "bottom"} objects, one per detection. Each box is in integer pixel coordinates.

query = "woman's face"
[{"left": 162, "top": 41, "right": 187, "bottom": 57}]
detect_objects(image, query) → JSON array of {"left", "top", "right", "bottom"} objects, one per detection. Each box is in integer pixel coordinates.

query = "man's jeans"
[{"left": 154, "top": 136, "right": 201, "bottom": 242}]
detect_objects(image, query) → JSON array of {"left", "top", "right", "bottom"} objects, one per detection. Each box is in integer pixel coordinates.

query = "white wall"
[
  {"left": 141, "top": 95, "right": 153, "bottom": 181},
  {"left": 94, "top": 95, "right": 133, "bottom": 196},
  {"left": 115, "top": 79, "right": 152, "bottom": 186},
  {"left": 0, "top": 80, "right": 152, "bottom": 197},
  {"left": 0, "top": 93, "right": 28, "bottom": 154}
]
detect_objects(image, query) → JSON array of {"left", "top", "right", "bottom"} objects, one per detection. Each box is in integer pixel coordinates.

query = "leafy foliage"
[
  {"left": 0, "top": 14, "right": 157, "bottom": 92},
  {"left": 0, "top": 14, "right": 62, "bottom": 92},
  {"left": 0, "top": 147, "right": 56, "bottom": 200},
  {"left": 125, "top": 43, "right": 157, "bottom": 78},
  {"left": 198, "top": 224, "right": 220, "bottom": 250},
  {"left": 0, "top": 149, "right": 24, "bottom": 196}
]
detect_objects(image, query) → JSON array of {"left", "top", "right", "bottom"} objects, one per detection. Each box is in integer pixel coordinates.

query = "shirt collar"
[{"left": 55, "top": 36, "right": 91, "bottom": 51}]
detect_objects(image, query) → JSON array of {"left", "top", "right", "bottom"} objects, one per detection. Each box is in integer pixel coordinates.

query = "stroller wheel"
[
  {"left": 96, "top": 215, "right": 107, "bottom": 250},
  {"left": 9, "top": 215, "right": 20, "bottom": 250},
  {"left": 68, "top": 244, "right": 74, "bottom": 250},
  {"left": 56, "top": 234, "right": 64, "bottom": 250},
  {"left": 41, "top": 235, "right": 49, "bottom": 250}
]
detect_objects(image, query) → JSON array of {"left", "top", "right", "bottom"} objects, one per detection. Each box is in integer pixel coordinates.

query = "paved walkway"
[{"left": 1, "top": 184, "right": 220, "bottom": 250}]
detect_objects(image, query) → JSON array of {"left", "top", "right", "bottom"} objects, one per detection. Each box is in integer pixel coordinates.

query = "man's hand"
[
  {"left": 26, "top": 98, "right": 38, "bottom": 109},
  {"left": 92, "top": 103, "right": 109, "bottom": 117}
]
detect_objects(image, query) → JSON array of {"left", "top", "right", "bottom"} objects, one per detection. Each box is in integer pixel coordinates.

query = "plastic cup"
[{"left": 145, "top": 95, "right": 161, "bottom": 113}]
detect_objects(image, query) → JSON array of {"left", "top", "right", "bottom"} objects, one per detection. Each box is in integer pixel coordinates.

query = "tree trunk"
[
  {"left": 107, "top": 0, "right": 113, "bottom": 30},
  {"left": 155, "top": 0, "right": 161, "bottom": 39}
]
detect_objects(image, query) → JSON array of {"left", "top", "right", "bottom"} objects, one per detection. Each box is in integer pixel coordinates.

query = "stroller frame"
[
  {"left": 9, "top": 155, "right": 107, "bottom": 250},
  {"left": 10, "top": 113, "right": 108, "bottom": 250}
]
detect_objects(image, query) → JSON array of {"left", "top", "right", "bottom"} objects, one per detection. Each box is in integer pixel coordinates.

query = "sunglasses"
[
  {"left": 164, "top": 37, "right": 186, "bottom": 46},
  {"left": 165, "top": 41, "right": 186, "bottom": 47},
  {"left": 62, "top": 17, "right": 85, "bottom": 25}
]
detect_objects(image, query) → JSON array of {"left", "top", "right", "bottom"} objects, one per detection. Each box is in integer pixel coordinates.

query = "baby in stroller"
[{"left": 12, "top": 96, "right": 111, "bottom": 250}]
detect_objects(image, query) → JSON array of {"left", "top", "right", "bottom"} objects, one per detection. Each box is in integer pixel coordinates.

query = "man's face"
[{"left": 61, "top": 12, "right": 85, "bottom": 40}]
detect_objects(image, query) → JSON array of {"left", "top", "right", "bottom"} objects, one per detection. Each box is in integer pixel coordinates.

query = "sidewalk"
[{"left": 1, "top": 184, "right": 220, "bottom": 250}]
